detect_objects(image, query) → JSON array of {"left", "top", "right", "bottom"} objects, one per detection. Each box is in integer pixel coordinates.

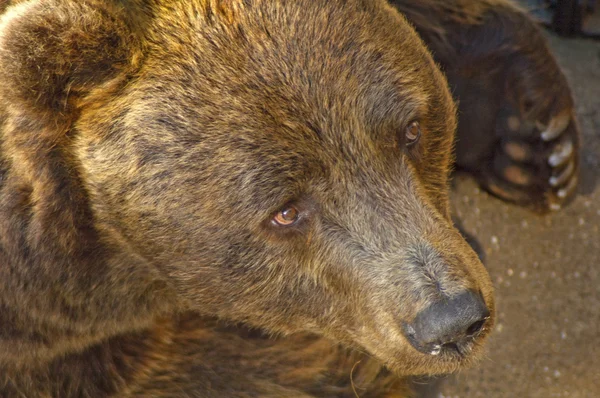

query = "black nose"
[{"left": 403, "top": 290, "right": 490, "bottom": 355}]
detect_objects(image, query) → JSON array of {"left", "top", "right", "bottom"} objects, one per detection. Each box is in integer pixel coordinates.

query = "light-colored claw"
[
  {"left": 557, "top": 188, "right": 568, "bottom": 199},
  {"left": 548, "top": 139, "right": 574, "bottom": 167},
  {"left": 549, "top": 203, "right": 562, "bottom": 211},
  {"left": 541, "top": 111, "right": 570, "bottom": 141},
  {"left": 549, "top": 160, "right": 575, "bottom": 187},
  {"left": 557, "top": 175, "right": 578, "bottom": 199}
]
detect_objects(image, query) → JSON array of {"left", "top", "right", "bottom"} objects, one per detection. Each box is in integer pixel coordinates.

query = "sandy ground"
[{"left": 438, "top": 31, "right": 600, "bottom": 398}]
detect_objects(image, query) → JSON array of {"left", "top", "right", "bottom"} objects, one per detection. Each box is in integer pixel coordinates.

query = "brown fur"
[{"left": 0, "top": 0, "right": 538, "bottom": 396}]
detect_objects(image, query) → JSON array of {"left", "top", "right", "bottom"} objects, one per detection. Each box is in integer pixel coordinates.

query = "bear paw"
[{"left": 481, "top": 102, "right": 579, "bottom": 213}]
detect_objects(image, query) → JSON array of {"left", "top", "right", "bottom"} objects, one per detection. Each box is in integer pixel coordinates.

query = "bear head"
[{"left": 0, "top": 0, "right": 494, "bottom": 376}]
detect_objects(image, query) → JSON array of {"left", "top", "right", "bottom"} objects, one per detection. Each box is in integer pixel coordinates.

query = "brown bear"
[{"left": 0, "top": 0, "right": 579, "bottom": 397}]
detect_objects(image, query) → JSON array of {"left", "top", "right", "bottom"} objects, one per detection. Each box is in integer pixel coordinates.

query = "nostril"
[{"left": 466, "top": 318, "right": 486, "bottom": 337}]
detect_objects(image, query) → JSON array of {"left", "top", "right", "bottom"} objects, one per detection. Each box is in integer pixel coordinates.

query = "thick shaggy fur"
[{"left": 0, "top": 0, "right": 576, "bottom": 396}]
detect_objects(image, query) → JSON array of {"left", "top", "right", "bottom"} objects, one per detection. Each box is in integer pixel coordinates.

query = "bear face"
[{"left": 0, "top": 0, "right": 494, "bottom": 381}]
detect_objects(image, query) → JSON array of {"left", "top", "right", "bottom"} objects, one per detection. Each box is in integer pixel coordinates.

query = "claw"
[
  {"left": 548, "top": 139, "right": 574, "bottom": 167},
  {"left": 549, "top": 160, "right": 575, "bottom": 187},
  {"left": 541, "top": 111, "right": 570, "bottom": 141},
  {"left": 549, "top": 203, "right": 562, "bottom": 211},
  {"left": 557, "top": 175, "right": 578, "bottom": 199}
]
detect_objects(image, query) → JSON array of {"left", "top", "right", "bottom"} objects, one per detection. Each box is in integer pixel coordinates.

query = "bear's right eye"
[
  {"left": 272, "top": 206, "right": 300, "bottom": 226},
  {"left": 405, "top": 121, "right": 422, "bottom": 146}
]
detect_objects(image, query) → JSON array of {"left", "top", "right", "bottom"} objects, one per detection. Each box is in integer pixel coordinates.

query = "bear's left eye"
[
  {"left": 405, "top": 121, "right": 421, "bottom": 146},
  {"left": 272, "top": 206, "right": 300, "bottom": 226}
]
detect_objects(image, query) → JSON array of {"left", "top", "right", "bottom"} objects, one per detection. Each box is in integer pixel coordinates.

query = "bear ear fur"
[{"left": 0, "top": 0, "right": 141, "bottom": 127}]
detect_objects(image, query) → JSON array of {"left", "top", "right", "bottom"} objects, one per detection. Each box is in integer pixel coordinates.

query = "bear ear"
[{"left": 0, "top": 0, "right": 141, "bottom": 126}]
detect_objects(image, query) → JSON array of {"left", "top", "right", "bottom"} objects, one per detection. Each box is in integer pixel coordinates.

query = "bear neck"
[
  {"left": 0, "top": 315, "right": 177, "bottom": 396},
  {"left": 0, "top": 312, "right": 401, "bottom": 397},
  {"left": 0, "top": 133, "right": 177, "bottom": 370}
]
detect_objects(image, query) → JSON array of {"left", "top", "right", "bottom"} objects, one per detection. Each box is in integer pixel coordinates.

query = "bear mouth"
[
  {"left": 398, "top": 329, "right": 491, "bottom": 375},
  {"left": 404, "top": 332, "right": 482, "bottom": 360}
]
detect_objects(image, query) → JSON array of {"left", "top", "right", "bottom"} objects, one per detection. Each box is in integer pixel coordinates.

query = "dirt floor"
[{"left": 438, "top": 30, "right": 600, "bottom": 398}]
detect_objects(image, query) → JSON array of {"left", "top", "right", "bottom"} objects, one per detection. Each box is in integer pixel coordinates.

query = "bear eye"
[
  {"left": 405, "top": 121, "right": 421, "bottom": 146},
  {"left": 273, "top": 206, "right": 300, "bottom": 226}
]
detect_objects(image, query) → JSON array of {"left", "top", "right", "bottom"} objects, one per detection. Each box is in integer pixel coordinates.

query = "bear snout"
[{"left": 402, "top": 290, "right": 491, "bottom": 356}]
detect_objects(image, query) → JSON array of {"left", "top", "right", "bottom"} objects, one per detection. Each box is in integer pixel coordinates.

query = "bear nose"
[{"left": 403, "top": 290, "right": 490, "bottom": 355}]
